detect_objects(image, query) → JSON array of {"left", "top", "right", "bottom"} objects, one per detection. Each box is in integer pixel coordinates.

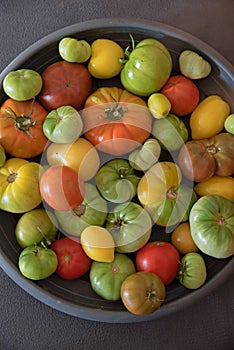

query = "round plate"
[{"left": 0, "top": 18, "right": 233, "bottom": 323}]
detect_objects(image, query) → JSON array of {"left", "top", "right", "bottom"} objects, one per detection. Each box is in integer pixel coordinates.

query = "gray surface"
[{"left": 0, "top": 0, "right": 233, "bottom": 349}]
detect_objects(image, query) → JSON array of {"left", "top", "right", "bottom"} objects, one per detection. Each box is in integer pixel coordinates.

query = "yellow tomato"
[
  {"left": 194, "top": 175, "right": 234, "bottom": 201},
  {"left": 46, "top": 137, "right": 100, "bottom": 181},
  {"left": 190, "top": 95, "right": 230, "bottom": 139},
  {"left": 80, "top": 225, "right": 115, "bottom": 262},
  {"left": 88, "top": 39, "right": 124, "bottom": 79}
]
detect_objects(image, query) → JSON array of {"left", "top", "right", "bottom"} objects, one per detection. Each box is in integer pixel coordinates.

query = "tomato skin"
[
  {"left": 82, "top": 87, "right": 152, "bottom": 155},
  {"left": 39, "top": 165, "right": 85, "bottom": 211},
  {"left": 0, "top": 98, "right": 48, "bottom": 158},
  {"left": 136, "top": 241, "right": 180, "bottom": 285},
  {"left": 120, "top": 272, "right": 166, "bottom": 315},
  {"left": 39, "top": 61, "right": 92, "bottom": 111},
  {"left": 51, "top": 237, "right": 91, "bottom": 280},
  {"left": 178, "top": 252, "right": 207, "bottom": 289},
  {"left": 161, "top": 75, "right": 200, "bottom": 116},
  {"left": 171, "top": 222, "right": 198, "bottom": 255}
]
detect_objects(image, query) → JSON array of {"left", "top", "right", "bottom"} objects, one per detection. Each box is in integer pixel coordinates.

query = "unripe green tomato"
[
  {"left": 178, "top": 252, "right": 207, "bottom": 289},
  {"left": 224, "top": 114, "right": 234, "bottom": 135},
  {"left": 59, "top": 37, "right": 91, "bottom": 63}
]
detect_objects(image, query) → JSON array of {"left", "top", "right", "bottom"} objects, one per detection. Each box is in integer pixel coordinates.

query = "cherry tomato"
[
  {"left": 51, "top": 237, "right": 91, "bottom": 280},
  {"left": 136, "top": 241, "right": 180, "bottom": 285},
  {"left": 171, "top": 222, "right": 198, "bottom": 255}
]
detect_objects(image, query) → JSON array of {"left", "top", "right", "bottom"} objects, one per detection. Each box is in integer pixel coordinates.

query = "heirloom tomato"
[
  {"left": 147, "top": 92, "right": 171, "bottom": 119},
  {"left": 171, "top": 222, "right": 198, "bottom": 255},
  {"left": 18, "top": 245, "right": 58, "bottom": 280},
  {"left": 120, "top": 37, "right": 172, "bottom": 96},
  {"left": 39, "top": 61, "right": 92, "bottom": 111},
  {"left": 54, "top": 183, "right": 108, "bottom": 237},
  {"left": 51, "top": 237, "right": 91, "bottom": 280},
  {"left": 82, "top": 87, "right": 152, "bottom": 155},
  {"left": 43, "top": 105, "right": 83, "bottom": 143},
  {"left": 58, "top": 37, "right": 91, "bottom": 63},
  {"left": 89, "top": 253, "right": 136, "bottom": 301},
  {"left": 105, "top": 202, "right": 152, "bottom": 253},
  {"left": 179, "top": 50, "right": 212, "bottom": 80},
  {"left": 15, "top": 209, "right": 58, "bottom": 248},
  {"left": 189, "top": 194, "right": 234, "bottom": 258},
  {"left": 0, "top": 158, "right": 42, "bottom": 213},
  {"left": 161, "top": 75, "right": 199, "bottom": 116},
  {"left": 46, "top": 137, "right": 100, "bottom": 181},
  {"left": 194, "top": 175, "right": 234, "bottom": 202},
  {"left": 136, "top": 241, "right": 180, "bottom": 285},
  {"left": 88, "top": 38, "right": 124, "bottom": 79},
  {"left": 128, "top": 138, "right": 161, "bottom": 171},
  {"left": 178, "top": 252, "right": 207, "bottom": 289},
  {"left": 3, "top": 69, "right": 42, "bottom": 101},
  {"left": 95, "top": 159, "right": 140, "bottom": 203},
  {"left": 39, "top": 165, "right": 85, "bottom": 211},
  {"left": 0, "top": 98, "right": 48, "bottom": 158},
  {"left": 0, "top": 144, "right": 6, "bottom": 167},
  {"left": 120, "top": 272, "right": 166, "bottom": 315},
  {"left": 224, "top": 113, "right": 234, "bottom": 135}
]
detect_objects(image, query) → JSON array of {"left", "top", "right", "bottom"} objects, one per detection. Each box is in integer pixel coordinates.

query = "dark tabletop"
[{"left": 0, "top": 1, "right": 233, "bottom": 349}]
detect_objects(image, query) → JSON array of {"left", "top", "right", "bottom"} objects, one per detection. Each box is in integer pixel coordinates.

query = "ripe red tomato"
[
  {"left": 39, "top": 165, "right": 85, "bottom": 211},
  {"left": 161, "top": 75, "right": 199, "bottom": 116},
  {"left": 39, "top": 61, "right": 92, "bottom": 111},
  {"left": 51, "top": 237, "right": 92, "bottom": 280},
  {"left": 136, "top": 241, "right": 180, "bottom": 285}
]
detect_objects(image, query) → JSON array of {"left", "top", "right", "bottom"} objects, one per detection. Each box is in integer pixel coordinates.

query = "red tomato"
[
  {"left": 40, "top": 165, "right": 85, "bottom": 211},
  {"left": 136, "top": 241, "right": 180, "bottom": 285},
  {"left": 0, "top": 98, "right": 48, "bottom": 158},
  {"left": 39, "top": 61, "right": 92, "bottom": 111},
  {"left": 161, "top": 75, "right": 199, "bottom": 116},
  {"left": 51, "top": 237, "right": 92, "bottom": 280}
]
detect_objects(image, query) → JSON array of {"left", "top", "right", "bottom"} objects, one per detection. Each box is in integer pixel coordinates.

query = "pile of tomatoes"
[{"left": 0, "top": 35, "right": 233, "bottom": 316}]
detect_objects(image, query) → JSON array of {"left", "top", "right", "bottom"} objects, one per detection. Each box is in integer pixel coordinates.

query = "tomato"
[
  {"left": 128, "top": 138, "right": 161, "bottom": 171},
  {"left": 82, "top": 86, "right": 152, "bottom": 155},
  {"left": 189, "top": 194, "right": 234, "bottom": 258},
  {"left": 224, "top": 113, "right": 234, "bottom": 135},
  {"left": 171, "top": 222, "right": 198, "bottom": 255},
  {"left": 136, "top": 241, "right": 180, "bottom": 285},
  {"left": 178, "top": 252, "right": 207, "bottom": 289},
  {"left": 0, "top": 158, "right": 42, "bottom": 213},
  {"left": 189, "top": 95, "right": 230, "bottom": 139},
  {"left": 178, "top": 133, "right": 234, "bottom": 182},
  {"left": 18, "top": 245, "right": 58, "bottom": 280},
  {"left": 39, "top": 165, "right": 85, "bottom": 211},
  {"left": 58, "top": 37, "right": 91, "bottom": 63},
  {"left": 80, "top": 225, "right": 115, "bottom": 262},
  {"left": 51, "top": 237, "right": 91, "bottom": 280},
  {"left": 89, "top": 253, "right": 136, "bottom": 301},
  {"left": 0, "top": 144, "right": 6, "bottom": 167},
  {"left": 3, "top": 69, "right": 42, "bottom": 101},
  {"left": 54, "top": 183, "right": 108, "bottom": 237},
  {"left": 147, "top": 92, "right": 171, "bottom": 119},
  {"left": 15, "top": 209, "right": 58, "bottom": 248},
  {"left": 120, "top": 272, "right": 166, "bottom": 315},
  {"left": 120, "top": 37, "right": 172, "bottom": 96},
  {"left": 88, "top": 39, "right": 124, "bottom": 79},
  {"left": 152, "top": 113, "right": 188, "bottom": 151},
  {"left": 46, "top": 137, "right": 100, "bottom": 181},
  {"left": 95, "top": 159, "right": 140, "bottom": 203},
  {"left": 161, "top": 75, "right": 200, "bottom": 116},
  {"left": 179, "top": 50, "right": 212, "bottom": 79},
  {"left": 105, "top": 202, "right": 152, "bottom": 253},
  {"left": 43, "top": 105, "right": 83, "bottom": 143},
  {"left": 39, "top": 60, "right": 92, "bottom": 111},
  {"left": 0, "top": 98, "right": 48, "bottom": 158},
  {"left": 194, "top": 175, "right": 234, "bottom": 202}
]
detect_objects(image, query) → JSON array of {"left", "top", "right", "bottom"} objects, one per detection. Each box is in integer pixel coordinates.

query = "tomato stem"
[
  {"left": 166, "top": 186, "right": 178, "bottom": 200},
  {"left": 105, "top": 102, "right": 128, "bottom": 120}
]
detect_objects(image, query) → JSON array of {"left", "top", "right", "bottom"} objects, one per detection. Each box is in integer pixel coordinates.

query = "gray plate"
[{"left": 0, "top": 18, "right": 233, "bottom": 323}]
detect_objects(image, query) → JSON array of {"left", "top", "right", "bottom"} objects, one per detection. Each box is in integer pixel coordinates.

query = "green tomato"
[
  {"left": 95, "top": 159, "right": 140, "bottom": 203},
  {"left": 105, "top": 202, "right": 152, "bottom": 253},
  {"left": 189, "top": 194, "right": 234, "bottom": 258},
  {"left": 18, "top": 246, "right": 58, "bottom": 280},
  {"left": 3, "top": 69, "right": 42, "bottom": 101},
  {"left": 54, "top": 183, "right": 108, "bottom": 237},
  {"left": 0, "top": 144, "right": 6, "bottom": 167},
  {"left": 43, "top": 105, "right": 83, "bottom": 143},
  {"left": 152, "top": 114, "right": 188, "bottom": 151},
  {"left": 121, "top": 37, "right": 172, "bottom": 96},
  {"left": 224, "top": 114, "right": 234, "bottom": 135},
  {"left": 145, "top": 184, "right": 197, "bottom": 228},
  {"left": 15, "top": 209, "right": 58, "bottom": 248},
  {"left": 59, "top": 37, "right": 91, "bottom": 63},
  {"left": 178, "top": 252, "right": 207, "bottom": 289},
  {"left": 128, "top": 138, "right": 161, "bottom": 171},
  {"left": 89, "top": 253, "right": 136, "bottom": 301}
]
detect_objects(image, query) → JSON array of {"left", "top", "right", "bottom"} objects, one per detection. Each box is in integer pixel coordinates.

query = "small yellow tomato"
[
  {"left": 147, "top": 93, "right": 171, "bottom": 119},
  {"left": 80, "top": 226, "right": 115, "bottom": 262},
  {"left": 46, "top": 137, "right": 100, "bottom": 181},
  {"left": 88, "top": 39, "right": 124, "bottom": 79},
  {"left": 194, "top": 175, "right": 234, "bottom": 202}
]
